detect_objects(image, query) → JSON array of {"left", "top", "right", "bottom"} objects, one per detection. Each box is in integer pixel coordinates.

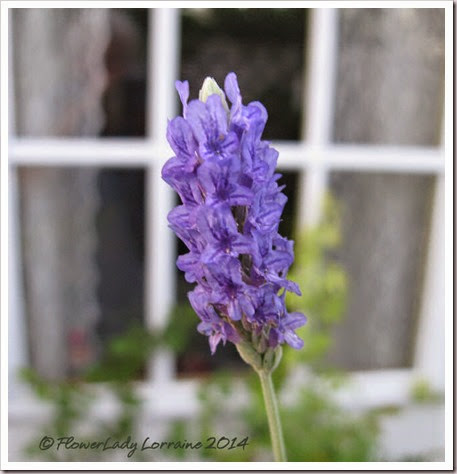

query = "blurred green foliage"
[
  {"left": 162, "top": 302, "right": 199, "bottom": 354},
  {"left": 285, "top": 193, "right": 347, "bottom": 367},
  {"left": 19, "top": 325, "right": 157, "bottom": 461},
  {"left": 20, "top": 368, "right": 92, "bottom": 453},
  {"left": 410, "top": 378, "right": 443, "bottom": 404},
  {"left": 85, "top": 324, "right": 157, "bottom": 383},
  {"left": 180, "top": 372, "right": 379, "bottom": 462}
]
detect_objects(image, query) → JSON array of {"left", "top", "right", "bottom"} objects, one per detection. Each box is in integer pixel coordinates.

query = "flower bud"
[{"left": 198, "top": 76, "right": 229, "bottom": 113}]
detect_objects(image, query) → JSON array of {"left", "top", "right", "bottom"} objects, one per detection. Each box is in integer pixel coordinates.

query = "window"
[{"left": 8, "top": 7, "right": 447, "bottom": 414}]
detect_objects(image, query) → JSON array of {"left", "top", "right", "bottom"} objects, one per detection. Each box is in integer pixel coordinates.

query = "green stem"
[{"left": 257, "top": 370, "right": 287, "bottom": 462}]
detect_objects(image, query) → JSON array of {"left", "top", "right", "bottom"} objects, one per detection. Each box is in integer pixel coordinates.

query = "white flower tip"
[{"left": 199, "top": 76, "right": 229, "bottom": 113}]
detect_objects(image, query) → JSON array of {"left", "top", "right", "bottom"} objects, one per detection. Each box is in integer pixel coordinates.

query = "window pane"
[
  {"left": 13, "top": 9, "right": 148, "bottom": 138},
  {"left": 327, "top": 172, "right": 435, "bottom": 370},
  {"left": 180, "top": 8, "right": 307, "bottom": 141},
  {"left": 173, "top": 170, "right": 301, "bottom": 376},
  {"left": 101, "top": 9, "right": 148, "bottom": 137},
  {"left": 18, "top": 167, "right": 145, "bottom": 379},
  {"left": 333, "top": 9, "right": 444, "bottom": 146},
  {"left": 95, "top": 169, "right": 145, "bottom": 345},
  {"left": 278, "top": 170, "right": 301, "bottom": 240}
]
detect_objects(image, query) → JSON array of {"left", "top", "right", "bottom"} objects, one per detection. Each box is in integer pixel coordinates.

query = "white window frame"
[{"left": 6, "top": 6, "right": 449, "bottom": 417}]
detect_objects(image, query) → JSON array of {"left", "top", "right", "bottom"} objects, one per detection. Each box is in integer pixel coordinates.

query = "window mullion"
[
  {"left": 145, "top": 8, "right": 180, "bottom": 384},
  {"left": 9, "top": 138, "right": 165, "bottom": 166},
  {"left": 304, "top": 9, "right": 338, "bottom": 146},
  {"left": 7, "top": 166, "right": 29, "bottom": 397},
  {"left": 412, "top": 173, "right": 445, "bottom": 391},
  {"left": 6, "top": 10, "right": 28, "bottom": 400},
  {"left": 147, "top": 8, "right": 179, "bottom": 142},
  {"left": 298, "top": 8, "right": 338, "bottom": 228},
  {"left": 413, "top": 95, "right": 447, "bottom": 392}
]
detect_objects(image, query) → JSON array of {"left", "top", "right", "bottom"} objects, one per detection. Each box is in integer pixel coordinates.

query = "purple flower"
[
  {"left": 162, "top": 73, "right": 306, "bottom": 355},
  {"left": 197, "top": 204, "right": 253, "bottom": 264},
  {"left": 188, "top": 285, "right": 241, "bottom": 354}
]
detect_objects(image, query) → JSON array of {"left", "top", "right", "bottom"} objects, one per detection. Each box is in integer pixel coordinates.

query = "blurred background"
[{"left": 8, "top": 7, "right": 446, "bottom": 462}]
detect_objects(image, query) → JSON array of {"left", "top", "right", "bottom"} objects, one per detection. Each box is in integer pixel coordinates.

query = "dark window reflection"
[
  {"left": 94, "top": 10, "right": 148, "bottom": 370},
  {"left": 101, "top": 9, "right": 148, "bottom": 137},
  {"left": 278, "top": 171, "right": 300, "bottom": 240},
  {"left": 180, "top": 8, "right": 307, "bottom": 141},
  {"left": 95, "top": 169, "right": 145, "bottom": 352}
]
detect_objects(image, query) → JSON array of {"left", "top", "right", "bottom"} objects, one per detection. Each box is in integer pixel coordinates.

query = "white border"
[
  {"left": 0, "top": 460, "right": 452, "bottom": 471},
  {"left": 442, "top": 0, "right": 453, "bottom": 467},
  {"left": 0, "top": 0, "right": 452, "bottom": 8},
  {"left": 1, "top": 3, "right": 10, "bottom": 471}
]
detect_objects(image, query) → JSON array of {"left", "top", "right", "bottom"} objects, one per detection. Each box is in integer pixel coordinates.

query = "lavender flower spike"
[{"left": 162, "top": 73, "right": 307, "bottom": 364}]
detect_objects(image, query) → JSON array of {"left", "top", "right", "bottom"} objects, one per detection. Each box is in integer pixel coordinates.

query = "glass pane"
[
  {"left": 327, "top": 171, "right": 435, "bottom": 370},
  {"left": 333, "top": 9, "right": 444, "bottom": 146},
  {"left": 180, "top": 8, "right": 307, "bottom": 141},
  {"left": 101, "top": 9, "right": 148, "bottom": 137},
  {"left": 95, "top": 169, "right": 145, "bottom": 345},
  {"left": 18, "top": 167, "right": 145, "bottom": 379},
  {"left": 173, "top": 170, "right": 301, "bottom": 376},
  {"left": 278, "top": 170, "right": 300, "bottom": 240},
  {"left": 13, "top": 9, "right": 148, "bottom": 137}
]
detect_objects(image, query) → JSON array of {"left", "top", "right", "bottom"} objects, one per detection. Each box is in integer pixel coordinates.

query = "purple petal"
[
  {"left": 206, "top": 95, "right": 229, "bottom": 135},
  {"left": 284, "top": 331, "right": 304, "bottom": 350},
  {"left": 200, "top": 244, "right": 221, "bottom": 265},
  {"left": 224, "top": 72, "right": 241, "bottom": 106},
  {"left": 175, "top": 80, "right": 189, "bottom": 117},
  {"left": 268, "top": 328, "right": 279, "bottom": 348},
  {"left": 228, "top": 184, "right": 254, "bottom": 206},
  {"left": 166, "top": 117, "right": 198, "bottom": 171},
  {"left": 238, "top": 293, "right": 256, "bottom": 318},
  {"left": 186, "top": 96, "right": 228, "bottom": 145},
  {"left": 177, "top": 252, "right": 202, "bottom": 283},
  {"left": 285, "top": 312, "right": 308, "bottom": 330},
  {"left": 209, "top": 333, "right": 223, "bottom": 354},
  {"left": 232, "top": 235, "right": 253, "bottom": 255},
  {"left": 223, "top": 322, "right": 241, "bottom": 344},
  {"left": 186, "top": 100, "right": 211, "bottom": 144},
  {"left": 227, "top": 299, "right": 242, "bottom": 321}
]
